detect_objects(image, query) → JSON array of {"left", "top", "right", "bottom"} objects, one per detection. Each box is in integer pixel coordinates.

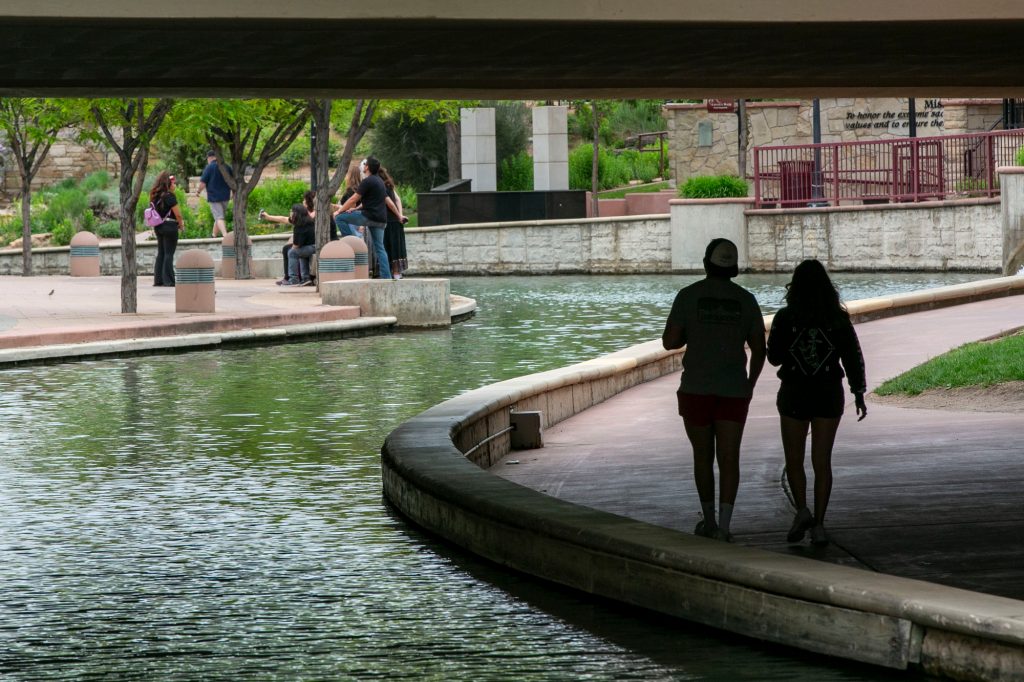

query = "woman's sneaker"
[
  {"left": 787, "top": 507, "right": 815, "bottom": 543},
  {"left": 810, "top": 523, "right": 829, "bottom": 546},
  {"left": 694, "top": 519, "right": 719, "bottom": 538}
]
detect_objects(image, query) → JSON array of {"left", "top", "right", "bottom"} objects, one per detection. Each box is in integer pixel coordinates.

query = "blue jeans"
[
  {"left": 287, "top": 244, "right": 316, "bottom": 282},
  {"left": 334, "top": 210, "right": 368, "bottom": 238},
  {"left": 367, "top": 224, "right": 391, "bottom": 279}
]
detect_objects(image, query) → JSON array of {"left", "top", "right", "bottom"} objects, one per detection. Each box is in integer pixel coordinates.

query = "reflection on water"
[{"left": 0, "top": 274, "right": 979, "bottom": 680}]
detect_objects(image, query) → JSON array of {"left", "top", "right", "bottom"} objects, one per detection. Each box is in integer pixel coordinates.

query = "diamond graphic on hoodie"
[{"left": 789, "top": 327, "right": 835, "bottom": 376}]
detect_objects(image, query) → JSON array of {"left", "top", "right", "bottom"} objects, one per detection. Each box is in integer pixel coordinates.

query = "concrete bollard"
[
  {"left": 317, "top": 240, "right": 356, "bottom": 283},
  {"left": 175, "top": 249, "right": 216, "bottom": 313},
  {"left": 341, "top": 235, "right": 369, "bottom": 279},
  {"left": 219, "top": 232, "right": 252, "bottom": 279},
  {"left": 69, "top": 231, "right": 101, "bottom": 276}
]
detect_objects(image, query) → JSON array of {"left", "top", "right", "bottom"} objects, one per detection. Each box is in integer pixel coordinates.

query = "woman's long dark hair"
[
  {"left": 149, "top": 171, "right": 174, "bottom": 203},
  {"left": 784, "top": 259, "right": 849, "bottom": 326},
  {"left": 289, "top": 203, "right": 314, "bottom": 228},
  {"left": 302, "top": 190, "right": 315, "bottom": 213}
]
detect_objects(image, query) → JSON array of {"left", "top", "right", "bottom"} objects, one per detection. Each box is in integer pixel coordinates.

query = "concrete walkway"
[
  {"left": 495, "top": 296, "right": 1024, "bottom": 600},
  {"left": 0, "top": 274, "right": 397, "bottom": 365}
]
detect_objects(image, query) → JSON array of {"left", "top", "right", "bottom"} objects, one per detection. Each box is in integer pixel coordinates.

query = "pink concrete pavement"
[
  {"left": 496, "top": 295, "right": 1024, "bottom": 600},
  {"left": 0, "top": 275, "right": 360, "bottom": 349}
]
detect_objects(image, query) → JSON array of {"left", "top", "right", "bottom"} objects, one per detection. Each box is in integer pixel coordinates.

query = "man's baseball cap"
[
  {"left": 704, "top": 238, "right": 739, "bottom": 277},
  {"left": 206, "top": 150, "right": 217, "bottom": 158}
]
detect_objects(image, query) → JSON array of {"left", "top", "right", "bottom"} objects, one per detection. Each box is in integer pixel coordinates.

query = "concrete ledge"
[
  {"left": 382, "top": 275, "right": 1024, "bottom": 680},
  {"left": 0, "top": 316, "right": 396, "bottom": 367},
  {"left": 320, "top": 278, "right": 452, "bottom": 327}
]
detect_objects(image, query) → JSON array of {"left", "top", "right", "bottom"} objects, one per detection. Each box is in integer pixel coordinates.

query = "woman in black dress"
[{"left": 378, "top": 167, "right": 409, "bottom": 279}]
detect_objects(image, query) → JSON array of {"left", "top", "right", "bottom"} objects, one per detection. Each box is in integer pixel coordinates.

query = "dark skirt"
[{"left": 384, "top": 219, "right": 408, "bottom": 277}]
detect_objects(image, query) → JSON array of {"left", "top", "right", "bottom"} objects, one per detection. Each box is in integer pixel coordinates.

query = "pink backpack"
[{"left": 143, "top": 201, "right": 165, "bottom": 227}]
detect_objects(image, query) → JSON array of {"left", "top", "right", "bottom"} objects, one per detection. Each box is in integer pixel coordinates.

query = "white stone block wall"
[
  {"left": 745, "top": 201, "right": 1002, "bottom": 271},
  {"left": 404, "top": 217, "right": 672, "bottom": 275}
]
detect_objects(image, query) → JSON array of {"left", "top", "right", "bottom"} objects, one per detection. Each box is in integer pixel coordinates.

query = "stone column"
[
  {"left": 670, "top": 198, "right": 754, "bottom": 272},
  {"left": 999, "top": 166, "right": 1024, "bottom": 275},
  {"left": 460, "top": 108, "right": 496, "bottom": 191},
  {"left": 532, "top": 106, "right": 569, "bottom": 190}
]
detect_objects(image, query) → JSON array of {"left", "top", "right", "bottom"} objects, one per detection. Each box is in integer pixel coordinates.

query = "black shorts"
[{"left": 776, "top": 381, "right": 845, "bottom": 420}]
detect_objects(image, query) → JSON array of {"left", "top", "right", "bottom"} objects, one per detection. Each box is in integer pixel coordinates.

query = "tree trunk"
[
  {"left": 20, "top": 182, "right": 32, "bottom": 276},
  {"left": 446, "top": 120, "right": 461, "bottom": 182},
  {"left": 591, "top": 102, "right": 600, "bottom": 218},
  {"left": 311, "top": 100, "right": 333, "bottom": 252},
  {"left": 737, "top": 99, "right": 748, "bottom": 180},
  {"left": 119, "top": 169, "right": 137, "bottom": 314},
  {"left": 232, "top": 190, "right": 252, "bottom": 279}
]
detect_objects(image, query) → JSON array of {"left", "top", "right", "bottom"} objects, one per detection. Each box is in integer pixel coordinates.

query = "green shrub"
[
  {"left": 96, "top": 220, "right": 121, "bottom": 239},
  {"left": 1017, "top": 146, "right": 1024, "bottom": 166},
  {"left": 569, "top": 143, "right": 632, "bottom": 191},
  {"left": 87, "top": 188, "right": 114, "bottom": 214},
  {"left": 679, "top": 175, "right": 748, "bottom": 199},
  {"left": 280, "top": 135, "right": 341, "bottom": 171},
  {"left": 618, "top": 149, "right": 661, "bottom": 183},
  {"left": 41, "top": 186, "right": 89, "bottom": 231},
  {"left": 248, "top": 178, "right": 308, "bottom": 218},
  {"left": 396, "top": 184, "right": 417, "bottom": 213},
  {"left": 0, "top": 214, "right": 21, "bottom": 245},
  {"left": 50, "top": 217, "right": 75, "bottom": 246},
  {"left": 80, "top": 170, "right": 112, "bottom": 192},
  {"left": 498, "top": 152, "right": 533, "bottom": 191}
]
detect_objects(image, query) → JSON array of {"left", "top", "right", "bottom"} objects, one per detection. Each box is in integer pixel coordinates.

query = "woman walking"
[
  {"left": 150, "top": 172, "right": 184, "bottom": 287},
  {"left": 767, "top": 259, "right": 867, "bottom": 546}
]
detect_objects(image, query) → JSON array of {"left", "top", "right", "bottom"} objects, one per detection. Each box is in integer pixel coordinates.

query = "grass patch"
[
  {"left": 597, "top": 181, "right": 669, "bottom": 199},
  {"left": 875, "top": 332, "right": 1024, "bottom": 396}
]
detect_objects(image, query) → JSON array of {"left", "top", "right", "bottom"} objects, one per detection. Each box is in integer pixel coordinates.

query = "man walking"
[
  {"left": 196, "top": 150, "right": 232, "bottom": 238},
  {"left": 662, "top": 238, "right": 765, "bottom": 542}
]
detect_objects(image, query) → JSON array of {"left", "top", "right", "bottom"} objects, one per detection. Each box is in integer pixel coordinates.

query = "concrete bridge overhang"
[{"left": 3, "top": 1, "right": 1024, "bottom": 98}]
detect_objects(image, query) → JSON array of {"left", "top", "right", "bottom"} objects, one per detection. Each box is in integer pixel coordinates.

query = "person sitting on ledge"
[
  {"left": 260, "top": 190, "right": 338, "bottom": 285},
  {"left": 281, "top": 204, "right": 317, "bottom": 287}
]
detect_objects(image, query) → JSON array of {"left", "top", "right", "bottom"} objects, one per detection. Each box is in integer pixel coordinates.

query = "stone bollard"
[
  {"left": 341, "top": 235, "right": 369, "bottom": 279},
  {"left": 175, "top": 249, "right": 216, "bottom": 313},
  {"left": 318, "top": 240, "right": 356, "bottom": 283},
  {"left": 219, "top": 232, "right": 252, "bottom": 279},
  {"left": 69, "top": 231, "right": 101, "bottom": 276}
]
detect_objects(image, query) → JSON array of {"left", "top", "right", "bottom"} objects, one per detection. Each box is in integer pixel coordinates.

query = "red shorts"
[{"left": 677, "top": 391, "right": 751, "bottom": 427}]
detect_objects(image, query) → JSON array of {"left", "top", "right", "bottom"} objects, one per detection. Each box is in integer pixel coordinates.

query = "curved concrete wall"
[{"left": 382, "top": 275, "right": 1024, "bottom": 680}]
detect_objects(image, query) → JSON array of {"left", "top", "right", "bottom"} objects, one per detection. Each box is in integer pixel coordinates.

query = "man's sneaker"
[
  {"left": 694, "top": 519, "right": 718, "bottom": 538},
  {"left": 275, "top": 278, "right": 288, "bottom": 286},
  {"left": 713, "top": 527, "right": 735, "bottom": 543},
  {"left": 300, "top": 279, "right": 313, "bottom": 287},
  {"left": 787, "top": 507, "right": 815, "bottom": 543},
  {"left": 282, "top": 280, "right": 302, "bottom": 287},
  {"left": 810, "top": 523, "right": 829, "bottom": 546}
]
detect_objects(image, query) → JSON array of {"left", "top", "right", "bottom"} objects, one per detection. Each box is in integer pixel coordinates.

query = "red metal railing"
[{"left": 753, "top": 130, "right": 1024, "bottom": 208}]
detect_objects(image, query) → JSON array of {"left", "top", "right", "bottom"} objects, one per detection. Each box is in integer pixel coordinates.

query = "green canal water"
[{"left": 0, "top": 273, "right": 986, "bottom": 680}]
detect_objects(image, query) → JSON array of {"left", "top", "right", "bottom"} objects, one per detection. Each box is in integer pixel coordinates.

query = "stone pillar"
[
  {"left": 460, "top": 108, "right": 496, "bottom": 191},
  {"left": 69, "top": 231, "right": 101, "bottom": 276},
  {"left": 670, "top": 198, "right": 754, "bottom": 272},
  {"left": 341, "top": 235, "right": 369, "bottom": 279},
  {"left": 532, "top": 106, "right": 569, "bottom": 190},
  {"left": 175, "top": 249, "right": 216, "bottom": 313},
  {"left": 318, "top": 240, "right": 356, "bottom": 282},
  {"left": 999, "top": 167, "right": 1024, "bottom": 275}
]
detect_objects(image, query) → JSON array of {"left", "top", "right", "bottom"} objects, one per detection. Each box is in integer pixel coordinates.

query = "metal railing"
[{"left": 752, "top": 129, "right": 1024, "bottom": 208}]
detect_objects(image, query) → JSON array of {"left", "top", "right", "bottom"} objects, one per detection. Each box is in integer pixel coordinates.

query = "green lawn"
[
  {"left": 875, "top": 331, "right": 1024, "bottom": 395},
  {"left": 596, "top": 181, "right": 670, "bottom": 199}
]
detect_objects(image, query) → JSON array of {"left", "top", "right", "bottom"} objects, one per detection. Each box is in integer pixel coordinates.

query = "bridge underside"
[{"left": 2, "top": 18, "right": 1024, "bottom": 98}]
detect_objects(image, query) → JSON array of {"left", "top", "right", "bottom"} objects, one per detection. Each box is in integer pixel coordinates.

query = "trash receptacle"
[
  {"left": 779, "top": 159, "right": 814, "bottom": 206},
  {"left": 341, "top": 235, "right": 369, "bottom": 279},
  {"left": 175, "top": 249, "right": 215, "bottom": 313},
  {"left": 69, "top": 231, "right": 100, "bottom": 276},
  {"left": 318, "top": 240, "right": 356, "bottom": 283},
  {"left": 219, "top": 232, "right": 252, "bottom": 279}
]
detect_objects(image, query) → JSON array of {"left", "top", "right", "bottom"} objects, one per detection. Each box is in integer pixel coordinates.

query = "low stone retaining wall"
[
  {"left": 405, "top": 215, "right": 671, "bottom": 275},
  {"left": 746, "top": 198, "right": 1002, "bottom": 272},
  {"left": 383, "top": 276, "right": 1024, "bottom": 680},
  {"left": 0, "top": 233, "right": 290, "bottom": 276}
]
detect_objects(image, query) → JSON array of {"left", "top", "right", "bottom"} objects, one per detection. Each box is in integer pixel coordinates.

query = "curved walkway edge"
[{"left": 382, "top": 275, "right": 1024, "bottom": 681}]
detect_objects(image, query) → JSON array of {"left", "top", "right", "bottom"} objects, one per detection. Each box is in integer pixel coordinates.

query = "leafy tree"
[
  {"left": 166, "top": 99, "right": 310, "bottom": 278},
  {"left": 81, "top": 97, "right": 174, "bottom": 313},
  {"left": 0, "top": 98, "right": 79, "bottom": 275}
]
